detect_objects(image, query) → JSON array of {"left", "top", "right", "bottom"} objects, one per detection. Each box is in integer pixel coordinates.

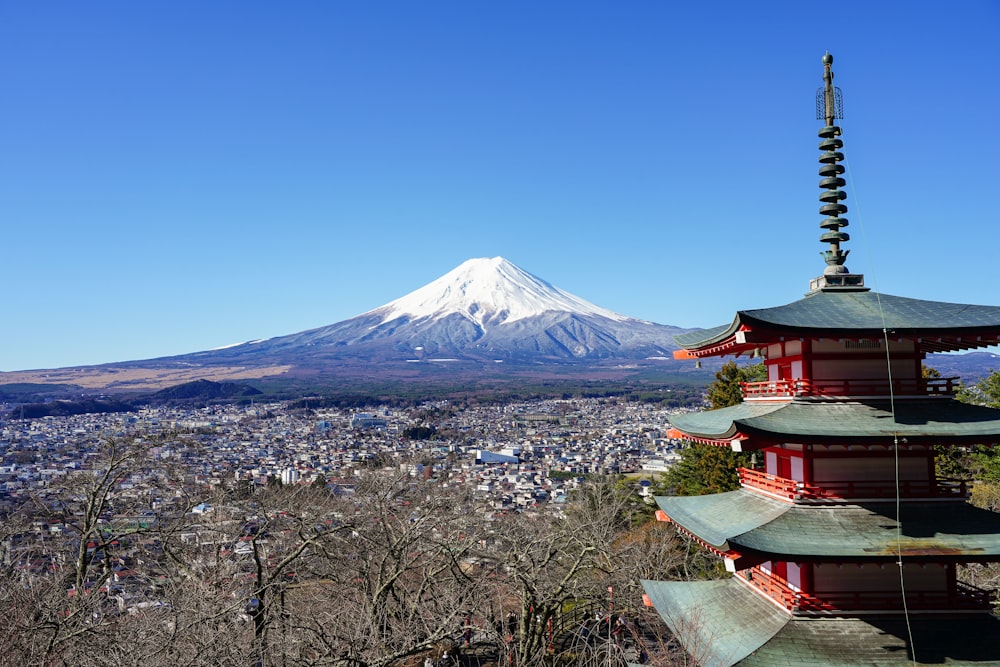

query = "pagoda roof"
[
  {"left": 642, "top": 577, "right": 1000, "bottom": 666},
  {"left": 655, "top": 490, "right": 1000, "bottom": 558},
  {"left": 640, "top": 578, "right": 787, "bottom": 666},
  {"left": 675, "top": 290, "right": 1000, "bottom": 354},
  {"left": 668, "top": 398, "right": 1000, "bottom": 446}
]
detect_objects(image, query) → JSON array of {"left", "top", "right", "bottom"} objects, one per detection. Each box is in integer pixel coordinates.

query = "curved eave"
[
  {"left": 654, "top": 490, "right": 787, "bottom": 551},
  {"left": 674, "top": 321, "right": 742, "bottom": 354},
  {"left": 643, "top": 577, "right": 1000, "bottom": 667},
  {"left": 668, "top": 402, "right": 783, "bottom": 444},
  {"left": 669, "top": 399, "right": 1000, "bottom": 446},
  {"left": 641, "top": 578, "right": 788, "bottom": 667},
  {"left": 655, "top": 490, "right": 1000, "bottom": 558},
  {"left": 674, "top": 291, "right": 1000, "bottom": 355},
  {"left": 736, "top": 614, "right": 1000, "bottom": 666}
]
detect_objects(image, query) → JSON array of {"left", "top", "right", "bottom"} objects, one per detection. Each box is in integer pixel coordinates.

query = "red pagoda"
[{"left": 642, "top": 54, "right": 1000, "bottom": 666}]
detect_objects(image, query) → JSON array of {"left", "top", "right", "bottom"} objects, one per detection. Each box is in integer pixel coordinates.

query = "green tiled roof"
[
  {"left": 668, "top": 399, "right": 1000, "bottom": 444},
  {"left": 737, "top": 615, "right": 1000, "bottom": 666},
  {"left": 675, "top": 322, "right": 732, "bottom": 347},
  {"left": 655, "top": 491, "right": 788, "bottom": 547},
  {"left": 655, "top": 490, "right": 1000, "bottom": 557},
  {"left": 643, "top": 577, "right": 1000, "bottom": 666},
  {"left": 641, "top": 578, "right": 789, "bottom": 666},
  {"left": 675, "top": 290, "right": 1000, "bottom": 350}
]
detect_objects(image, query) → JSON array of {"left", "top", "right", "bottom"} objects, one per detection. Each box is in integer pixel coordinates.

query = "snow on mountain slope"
[
  {"left": 367, "top": 257, "right": 636, "bottom": 327},
  {"left": 171, "top": 257, "right": 692, "bottom": 365}
]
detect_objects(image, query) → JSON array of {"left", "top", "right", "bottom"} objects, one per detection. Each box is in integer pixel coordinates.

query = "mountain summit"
[
  {"left": 5, "top": 258, "right": 699, "bottom": 391},
  {"left": 369, "top": 257, "right": 633, "bottom": 329},
  {"left": 187, "top": 257, "right": 691, "bottom": 366}
]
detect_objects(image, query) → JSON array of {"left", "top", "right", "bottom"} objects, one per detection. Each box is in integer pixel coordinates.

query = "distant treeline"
[
  {"left": 3, "top": 379, "right": 265, "bottom": 419},
  {"left": 0, "top": 383, "right": 81, "bottom": 402},
  {"left": 285, "top": 381, "right": 705, "bottom": 412},
  {"left": 5, "top": 377, "right": 707, "bottom": 420},
  {"left": 13, "top": 398, "right": 136, "bottom": 419}
]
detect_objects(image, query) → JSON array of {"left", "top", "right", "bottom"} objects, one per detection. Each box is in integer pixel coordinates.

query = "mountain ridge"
[
  {"left": 178, "top": 256, "right": 691, "bottom": 366},
  {"left": 3, "top": 257, "right": 998, "bottom": 396},
  {"left": 367, "top": 257, "right": 637, "bottom": 327},
  {"left": 0, "top": 257, "right": 702, "bottom": 391}
]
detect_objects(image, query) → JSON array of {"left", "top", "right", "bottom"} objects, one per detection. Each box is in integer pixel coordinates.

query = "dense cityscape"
[
  {"left": 0, "top": 397, "right": 693, "bottom": 666},
  {"left": 0, "top": 397, "right": 686, "bottom": 515}
]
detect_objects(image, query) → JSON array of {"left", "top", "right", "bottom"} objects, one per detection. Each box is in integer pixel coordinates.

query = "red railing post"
[{"left": 741, "top": 376, "right": 959, "bottom": 399}]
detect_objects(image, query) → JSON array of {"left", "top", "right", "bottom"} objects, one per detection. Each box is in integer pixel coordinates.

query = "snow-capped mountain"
[
  {"left": 371, "top": 257, "right": 633, "bottom": 328},
  {"left": 183, "top": 257, "right": 693, "bottom": 365}
]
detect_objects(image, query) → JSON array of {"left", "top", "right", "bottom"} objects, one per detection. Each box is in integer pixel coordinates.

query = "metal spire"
[{"left": 809, "top": 52, "right": 866, "bottom": 293}]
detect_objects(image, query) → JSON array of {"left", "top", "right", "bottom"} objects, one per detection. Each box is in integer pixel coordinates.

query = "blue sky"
[{"left": 1, "top": 1, "right": 997, "bottom": 371}]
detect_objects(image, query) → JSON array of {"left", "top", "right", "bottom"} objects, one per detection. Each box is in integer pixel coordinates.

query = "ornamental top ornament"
[{"left": 809, "top": 52, "right": 867, "bottom": 293}]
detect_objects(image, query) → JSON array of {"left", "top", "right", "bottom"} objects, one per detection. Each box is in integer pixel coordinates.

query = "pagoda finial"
[
  {"left": 809, "top": 52, "right": 866, "bottom": 293},
  {"left": 821, "top": 52, "right": 839, "bottom": 127}
]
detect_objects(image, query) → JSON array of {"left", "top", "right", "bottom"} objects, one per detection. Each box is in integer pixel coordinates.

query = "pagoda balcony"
[
  {"left": 743, "top": 567, "right": 994, "bottom": 614},
  {"left": 740, "top": 377, "right": 958, "bottom": 400},
  {"left": 738, "top": 467, "right": 969, "bottom": 501}
]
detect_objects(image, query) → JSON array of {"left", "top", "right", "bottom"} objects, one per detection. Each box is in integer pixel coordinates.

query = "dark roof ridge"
[{"left": 675, "top": 290, "right": 1000, "bottom": 352}]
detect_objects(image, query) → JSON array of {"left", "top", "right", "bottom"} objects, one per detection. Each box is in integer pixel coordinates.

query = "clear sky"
[{"left": 1, "top": 1, "right": 997, "bottom": 371}]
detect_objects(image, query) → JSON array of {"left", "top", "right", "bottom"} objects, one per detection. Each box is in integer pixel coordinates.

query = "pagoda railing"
[
  {"left": 740, "top": 377, "right": 958, "bottom": 399},
  {"left": 744, "top": 567, "right": 994, "bottom": 613},
  {"left": 737, "top": 468, "right": 799, "bottom": 499},
  {"left": 738, "top": 468, "right": 968, "bottom": 500}
]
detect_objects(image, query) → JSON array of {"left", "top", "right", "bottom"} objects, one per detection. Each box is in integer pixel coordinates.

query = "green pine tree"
[
  {"left": 664, "top": 360, "right": 762, "bottom": 495},
  {"left": 943, "top": 368, "right": 1000, "bottom": 506}
]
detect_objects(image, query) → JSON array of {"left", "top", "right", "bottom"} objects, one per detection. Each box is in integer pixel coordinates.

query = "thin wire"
[{"left": 844, "top": 156, "right": 917, "bottom": 665}]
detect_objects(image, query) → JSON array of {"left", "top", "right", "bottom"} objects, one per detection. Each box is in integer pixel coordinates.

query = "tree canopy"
[
  {"left": 943, "top": 369, "right": 1000, "bottom": 488},
  {"left": 706, "top": 361, "right": 766, "bottom": 410},
  {"left": 957, "top": 368, "right": 1000, "bottom": 409},
  {"left": 664, "top": 443, "right": 747, "bottom": 496},
  {"left": 664, "top": 360, "right": 761, "bottom": 496}
]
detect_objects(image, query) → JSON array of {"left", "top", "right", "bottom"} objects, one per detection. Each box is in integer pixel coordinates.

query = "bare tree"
[
  {"left": 272, "top": 470, "right": 495, "bottom": 666},
  {"left": 0, "top": 437, "right": 706, "bottom": 666},
  {"left": 5, "top": 438, "right": 153, "bottom": 663}
]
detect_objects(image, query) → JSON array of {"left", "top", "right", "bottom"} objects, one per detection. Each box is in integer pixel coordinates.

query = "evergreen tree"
[
  {"left": 957, "top": 368, "right": 1000, "bottom": 409},
  {"left": 943, "top": 369, "right": 1000, "bottom": 507},
  {"left": 665, "top": 360, "right": 761, "bottom": 495},
  {"left": 665, "top": 443, "right": 746, "bottom": 496},
  {"left": 707, "top": 361, "right": 766, "bottom": 409}
]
